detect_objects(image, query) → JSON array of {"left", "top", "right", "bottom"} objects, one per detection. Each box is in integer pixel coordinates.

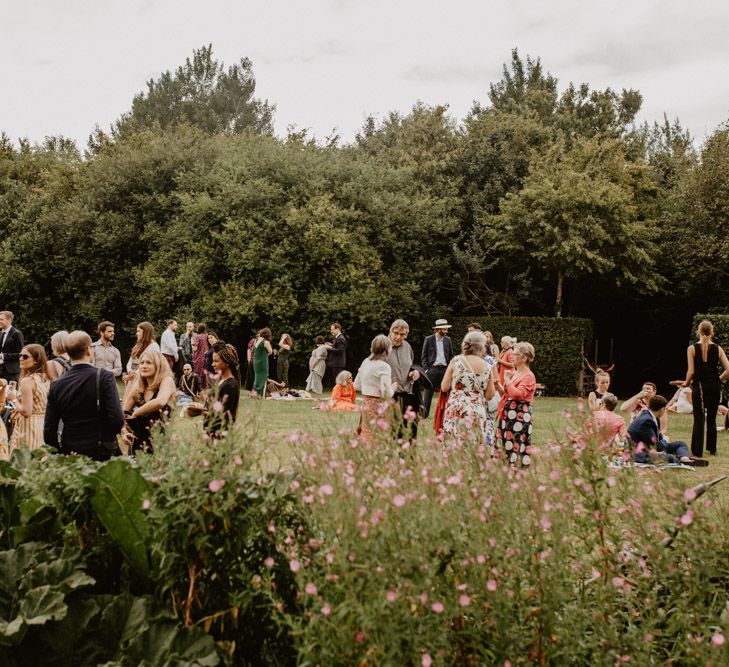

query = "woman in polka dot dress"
[{"left": 496, "top": 342, "right": 536, "bottom": 467}]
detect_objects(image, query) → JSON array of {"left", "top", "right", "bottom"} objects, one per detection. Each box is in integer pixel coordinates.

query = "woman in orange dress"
[{"left": 328, "top": 371, "right": 357, "bottom": 412}]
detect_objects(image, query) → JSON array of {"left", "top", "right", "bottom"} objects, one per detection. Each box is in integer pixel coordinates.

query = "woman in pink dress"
[
  {"left": 191, "top": 323, "right": 209, "bottom": 388},
  {"left": 496, "top": 342, "right": 536, "bottom": 467}
]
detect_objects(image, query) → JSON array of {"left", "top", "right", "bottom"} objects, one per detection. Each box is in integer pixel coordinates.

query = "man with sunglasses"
[{"left": 0, "top": 311, "right": 24, "bottom": 385}]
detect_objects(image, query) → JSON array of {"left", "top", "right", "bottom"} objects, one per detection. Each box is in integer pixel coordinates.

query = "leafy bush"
[
  {"left": 691, "top": 313, "right": 729, "bottom": 348},
  {"left": 448, "top": 315, "right": 593, "bottom": 396},
  {"left": 0, "top": 416, "right": 303, "bottom": 666}
]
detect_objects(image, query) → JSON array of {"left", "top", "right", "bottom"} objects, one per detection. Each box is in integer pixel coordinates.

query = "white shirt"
[
  {"left": 160, "top": 329, "right": 179, "bottom": 359},
  {"left": 354, "top": 359, "right": 393, "bottom": 398},
  {"left": 434, "top": 337, "right": 447, "bottom": 366}
]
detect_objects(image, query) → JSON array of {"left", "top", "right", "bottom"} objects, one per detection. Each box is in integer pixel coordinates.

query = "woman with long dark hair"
[
  {"left": 206, "top": 342, "right": 241, "bottom": 435},
  {"left": 124, "top": 321, "right": 159, "bottom": 384},
  {"left": 252, "top": 328, "right": 273, "bottom": 398},
  {"left": 191, "top": 323, "right": 208, "bottom": 388},
  {"left": 6, "top": 344, "right": 50, "bottom": 456},
  {"left": 683, "top": 320, "right": 729, "bottom": 457}
]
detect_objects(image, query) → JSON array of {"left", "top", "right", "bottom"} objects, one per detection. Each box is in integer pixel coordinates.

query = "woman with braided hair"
[{"left": 205, "top": 341, "right": 241, "bottom": 435}]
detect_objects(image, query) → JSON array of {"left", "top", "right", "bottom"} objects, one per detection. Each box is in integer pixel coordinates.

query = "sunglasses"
[{"left": 19, "top": 353, "right": 31, "bottom": 360}]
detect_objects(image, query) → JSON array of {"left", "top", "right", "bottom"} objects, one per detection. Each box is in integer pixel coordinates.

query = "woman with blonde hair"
[
  {"left": 5, "top": 344, "right": 51, "bottom": 456},
  {"left": 46, "top": 330, "right": 72, "bottom": 379},
  {"left": 683, "top": 320, "right": 729, "bottom": 457},
  {"left": 441, "top": 331, "right": 495, "bottom": 446},
  {"left": 496, "top": 341, "right": 537, "bottom": 467},
  {"left": 123, "top": 349, "right": 175, "bottom": 454},
  {"left": 354, "top": 335, "right": 395, "bottom": 442},
  {"left": 124, "top": 321, "right": 160, "bottom": 384}
]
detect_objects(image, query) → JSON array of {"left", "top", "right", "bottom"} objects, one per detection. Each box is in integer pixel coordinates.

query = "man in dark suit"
[
  {"left": 325, "top": 322, "right": 347, "bottom": 387},
  {"left": 628, "top": 395, "right": 705, "bottom": 466},
  {"left": 420, "top": 319, "right": 454, "bottom": 418},
  {"left": 0, "top": 310, "right": 24, "bottom": 384},
  {"left": 44, "top": 330, "right": 124, "bottom": 461}
]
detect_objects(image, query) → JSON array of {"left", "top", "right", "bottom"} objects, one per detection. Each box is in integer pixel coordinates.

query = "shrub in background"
[{"left": 448, "top": 315, "right": 593, "bottom": 396}]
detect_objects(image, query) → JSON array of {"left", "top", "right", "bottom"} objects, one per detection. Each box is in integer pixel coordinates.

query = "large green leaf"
[
  {"left": 19, "top": 585, "right": 67, "bottom": 625},
  {"left": 90, "top": 460, "right": 152, "bottom": 579}
]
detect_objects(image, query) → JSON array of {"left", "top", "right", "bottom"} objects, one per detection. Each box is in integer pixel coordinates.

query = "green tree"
[
  {"left": 113, "top": 44, "right": 274, "bottom": 139},
  {"left": 485, "top": 136, "right": 657, "bottom": 317}
]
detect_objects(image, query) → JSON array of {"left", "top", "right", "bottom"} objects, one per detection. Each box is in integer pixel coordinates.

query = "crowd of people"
[{"left": 0, "top": 308, "right": 727, "bottom": 470}]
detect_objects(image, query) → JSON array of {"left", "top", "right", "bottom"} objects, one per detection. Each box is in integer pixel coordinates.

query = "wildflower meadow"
[{"left": 1, "top": 398, "right": 728, "bottom": 665}]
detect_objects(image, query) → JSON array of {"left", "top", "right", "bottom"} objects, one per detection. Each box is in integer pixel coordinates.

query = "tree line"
[{"left": 1, "top": 46, "right": 726, "bottom": 390}]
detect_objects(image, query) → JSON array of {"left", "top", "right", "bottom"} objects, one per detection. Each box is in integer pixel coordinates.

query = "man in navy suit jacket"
[
  {"left": 420, "top": 319, "right": 454, "bottom": 418},
  {"left": 0, "top": 310, "right": 24, "bottom": 384},
  {"left": 628, "top": 395, "right": 705, "bottom": 465},
  {"left": 44, "top": 330, "right": 124, "bottom": 461}
]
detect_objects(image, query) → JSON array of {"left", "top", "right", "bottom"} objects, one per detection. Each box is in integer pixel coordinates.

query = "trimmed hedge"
[{"left": 448, "top": 316, "right": 593, "bottom": 396}]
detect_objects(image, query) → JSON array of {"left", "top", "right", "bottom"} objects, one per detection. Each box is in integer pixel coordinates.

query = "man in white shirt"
[{"left": 160, "top": 320, "right": 179, "bottom": 370}]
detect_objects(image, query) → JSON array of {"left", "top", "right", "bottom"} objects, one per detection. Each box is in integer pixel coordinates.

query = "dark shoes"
[{"left": 686, "top": 457, "right": 709, "bottom": 467}]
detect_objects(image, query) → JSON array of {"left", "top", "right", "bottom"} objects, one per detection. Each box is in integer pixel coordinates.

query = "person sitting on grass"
[
  {"left": 621, "top": 381, "right": 669, "bottom": 435},
  {"left": 591, "top": 393, "right": 626, "bottom": 446},
  {"left": 588, "top": 370, "right": 611, "bottom": 411},
  {"left": 327, "top": 371, "right": 357, "bottom": 412},
  {"left": 627, "top": 395, "right": 707, "bottom": 466}
]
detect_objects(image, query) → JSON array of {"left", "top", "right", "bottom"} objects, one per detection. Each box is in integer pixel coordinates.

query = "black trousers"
[
  {"left": 691, "top": 380, "right": 721, "bottom": 456},
  {"left": 422, "top": 366, "right": 447, "bottom": 418},
  {"left": 393, "top": 392, "right": 420, "bottom": 442},
  {"left": 328, "top": 366, "right": 345, "bottom": 388}
]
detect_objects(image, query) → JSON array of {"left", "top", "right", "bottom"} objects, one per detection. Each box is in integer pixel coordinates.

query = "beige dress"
[{"left": 8, "top": 374, "right": 50, "bottom": 454}]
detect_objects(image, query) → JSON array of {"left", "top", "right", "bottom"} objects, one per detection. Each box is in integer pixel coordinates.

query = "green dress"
[{"left": 252, "top": 339, "right": 270, "bottom": 397}]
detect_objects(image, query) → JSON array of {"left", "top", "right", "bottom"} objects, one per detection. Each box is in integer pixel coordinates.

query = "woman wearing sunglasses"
[{"left": 4, "top": 345, "right": 51, "bottom": 457}]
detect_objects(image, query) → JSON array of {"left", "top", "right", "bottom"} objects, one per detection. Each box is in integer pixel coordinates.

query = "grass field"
[{"left": 228, "top": 394, "right": 729, "bottom": 497}]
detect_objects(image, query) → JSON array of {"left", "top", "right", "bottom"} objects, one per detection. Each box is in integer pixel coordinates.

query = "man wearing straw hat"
[{"left": 421, "top": 318, "right": 453, "bottom": 418}]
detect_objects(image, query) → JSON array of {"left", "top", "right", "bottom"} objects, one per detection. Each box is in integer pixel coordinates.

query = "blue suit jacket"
[{"left": 627, "top": 409, "right": 667, "bottom": 450}]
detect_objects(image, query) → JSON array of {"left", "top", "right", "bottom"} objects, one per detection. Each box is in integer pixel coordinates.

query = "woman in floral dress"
[{"left": 441, "top": 331, "right": 495, "bottom": 446}]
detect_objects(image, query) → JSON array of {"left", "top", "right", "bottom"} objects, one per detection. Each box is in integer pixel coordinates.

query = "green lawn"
[{"left": 230, "top": 394, "right": 729, "bottom": 492}]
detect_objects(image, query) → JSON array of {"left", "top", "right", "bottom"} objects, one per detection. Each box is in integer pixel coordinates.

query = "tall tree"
[
  {"left": 484, "top": 136, "right": 658, "bottom": 317},
  {"left": 113, "top": 45, "right": 274, "bottom": 139}
]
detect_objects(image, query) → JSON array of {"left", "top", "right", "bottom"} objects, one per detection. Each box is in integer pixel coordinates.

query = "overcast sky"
[{"left": 2, "top": 0, "right": 728, "bottom": 149}]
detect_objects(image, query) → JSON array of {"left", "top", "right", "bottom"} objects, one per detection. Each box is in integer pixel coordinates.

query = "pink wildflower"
[
  {"left": 607, "top": 477, "right": 617, "bottom": 487},
  {"left": 684, "top": 488, "right": 697, "bottom": 502},
  {"left": 355, "top": 630, "right": 365, "bottom": 644},
  {"left": 549, "top": 470, "right": 560, "bottom": 481},
  {"left": 212, "top": 401, "right": 223, "bottom": 412},
  {"left": 289, "top": 559, "right": 301, "bottom": 573},
  {"left": 393, "top": 495, "right": 406, "bottom": 507},
  {"left": 319, "top": 484, "right": 333, "bottom": 496},
  {"left": 321, "top": 603, "right": 331, "bottom": 616},
  {"left": 680, "top": 510, "right": 694, "bottom": 526},
  {"left": 304, "top": 582, "right": 317, "bottom": 595},
  {"left": 422, "top": 654, "right": 433, "bottom": 667},
  {"left": 386, "top": 590, "right": 398, "bottom": 602},
  {"left": 487, "top": 579, "right": 498, "bottom": 592},
  {"left": 234, "top": 455, "right": 243, "bottom": 465},
  {"left": 459, "top": 594, "right": 471, "bottom": 607},
  {"left": 539, "top": 516, "right": 552, "bottom": 531},
  {"left": 712, "top": 632, "right": 725, "bottom": 647},
  {"left": 208, "top": 479, "right": 225, "bottom": 492},
  {"left": 141, "top": 499, "right": 151, "bottom": 510},
  {"left": 264, "top": 557, "right": 275, "bottom": 569},
  {"left": 431, "top": 601, "right": 444, "bottom": 613},
  {"left": 612, "top": 576, "right": 625, "bottom": 588}
]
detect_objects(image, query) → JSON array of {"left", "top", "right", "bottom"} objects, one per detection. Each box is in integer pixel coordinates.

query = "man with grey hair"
[
  {"left": 386, "top": 319, "right": 421, "bottom": 441},
  {"left": 44, "top": 330, "right": 124, "bottom": 460}
]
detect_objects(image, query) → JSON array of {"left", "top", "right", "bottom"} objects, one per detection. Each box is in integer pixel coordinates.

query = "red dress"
[{"left": 192, "top": 333, "right": 209, "bottom": 388}]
